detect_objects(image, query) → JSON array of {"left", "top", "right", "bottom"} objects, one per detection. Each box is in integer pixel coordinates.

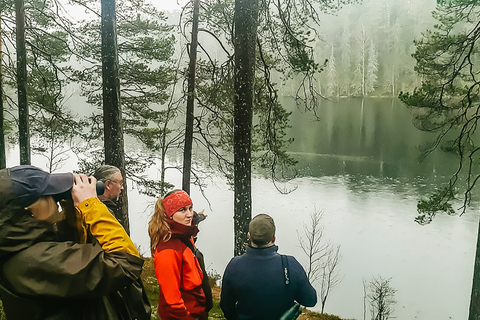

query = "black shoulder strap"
[
  {"left": 281, "top": 255, "right": 290, "bottom": 285},
  {"left": 280, "top": 255, "right": 302, "bottom": 320},
  {"left": 179, "top": 238, "right": 197, "bottom": 255},
  {"left": 179, "top": 238, "right": 214, "bottom": 311}
]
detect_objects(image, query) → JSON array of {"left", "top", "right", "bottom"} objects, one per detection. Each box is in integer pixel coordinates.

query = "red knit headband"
[{"left": 163, "top": 190, "right": 193, "bottom": 217}]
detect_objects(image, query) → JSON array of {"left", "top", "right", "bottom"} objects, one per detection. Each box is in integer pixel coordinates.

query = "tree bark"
[
  {"left": 0, "top": 17, "right": 6, "bottom": 169},
  {"left": 16, "top": 0, "right": 30, "bottom": 165},
  {"left": 182, "top": 0, "right": 200, "bottom": 195},
  {"left": 233, "top": 0, "right": 258, "bottom": 256},
  {"left": 469, "top": 216, "right": 480, "bottom": 319},
  {"left": 101, "top": 0, "right": 129, "bottom": 234}
]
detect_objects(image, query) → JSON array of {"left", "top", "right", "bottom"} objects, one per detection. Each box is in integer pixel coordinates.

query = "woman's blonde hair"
[{"left": 148, "top": 190, "right": 181, "bottom": 256}]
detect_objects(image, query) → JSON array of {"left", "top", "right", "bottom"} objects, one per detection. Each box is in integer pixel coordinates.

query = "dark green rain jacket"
[{"left": 0, "top": 199, "right": 151, "bottom": 320}]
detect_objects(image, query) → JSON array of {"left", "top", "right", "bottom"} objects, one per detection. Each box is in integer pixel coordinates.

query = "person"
[
  {"left": 0, "top": 165, "right": 151, "bottom": 320},
  {"left": 148, "top": 189, "right": 211, "bottom": 320},
  {"left": 93, "top": 165, "right": 124, "bottom": 224},
  {"left": 220, "top": 213, "right": 317, "bottom": 320}
]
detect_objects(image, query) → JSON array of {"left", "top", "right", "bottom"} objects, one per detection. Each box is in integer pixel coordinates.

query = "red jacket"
[{"left": 154, "top": 222, "right": 206, "bottom": 320}]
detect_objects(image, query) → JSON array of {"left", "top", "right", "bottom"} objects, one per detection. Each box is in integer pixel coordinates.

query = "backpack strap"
[
  {"left": 281, "top": 255, "right": 290, "bottom": 285},
  {"left": 179, "top": 237, "right": 197, "bottom": 256},
  {"left": 179, "top": 238, "right": 213, "bottom": 311}
]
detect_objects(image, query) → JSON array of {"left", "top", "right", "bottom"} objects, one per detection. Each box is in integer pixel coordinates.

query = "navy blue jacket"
[{"left": 220, "top": 245, "right": 317, "bottom": 320}]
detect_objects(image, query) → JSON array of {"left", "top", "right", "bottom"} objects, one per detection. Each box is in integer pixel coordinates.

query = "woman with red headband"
[{"left": 148, "top": 189, "right": 209, "bottom": 320}]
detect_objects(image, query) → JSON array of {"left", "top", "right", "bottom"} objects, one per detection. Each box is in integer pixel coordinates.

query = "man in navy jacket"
[{"left": 220, "top": 214, "right": 317, "bottom": 320}]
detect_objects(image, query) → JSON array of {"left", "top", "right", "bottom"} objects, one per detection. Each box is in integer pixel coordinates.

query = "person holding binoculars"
[{"left": 0, "top": 165, "right": 151, "bottom": 320}]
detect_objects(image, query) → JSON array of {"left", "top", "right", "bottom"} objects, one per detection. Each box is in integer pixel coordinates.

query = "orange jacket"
[{"left": 154, "top": 234, "right": 206, "bottom": 320}]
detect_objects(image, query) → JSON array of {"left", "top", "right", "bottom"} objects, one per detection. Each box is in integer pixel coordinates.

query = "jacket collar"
[
  {"left": 168, "top": 219, "right": 199, "bottom": 241},
  {"left": 245, "top": 245, "right": 279, "bottom": 258}
]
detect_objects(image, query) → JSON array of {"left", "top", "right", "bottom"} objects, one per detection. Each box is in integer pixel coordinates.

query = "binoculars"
[
  {"left": 96, "top": 180, "right": 105, "bottom": 196},
  {"left": 55, "top": 180, "right": 105, "bottom": 202}
]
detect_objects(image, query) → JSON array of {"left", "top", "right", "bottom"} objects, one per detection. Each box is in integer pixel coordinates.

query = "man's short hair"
[
  {"left": 93, "top": 165, "right": 121, "bottom": 183},
  {"left": 249, "top": 214, "right": 276, "bottom": 246}
]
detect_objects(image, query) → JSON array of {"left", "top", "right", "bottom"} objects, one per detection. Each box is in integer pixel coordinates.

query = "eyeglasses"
[{"left": 108, "top": 180, "right": 123, "bottom": 185}]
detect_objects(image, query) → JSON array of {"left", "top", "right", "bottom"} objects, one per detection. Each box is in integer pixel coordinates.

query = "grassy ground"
[{"left": 142, "top": 258, "right": 354, "bottom": 320}]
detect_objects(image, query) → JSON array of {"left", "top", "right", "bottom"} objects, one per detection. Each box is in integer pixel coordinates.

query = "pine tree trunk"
[
  {"left": 101, "top": 0, "right": 129, "bottom": 234},
  {"left": 233, "top": 0, "right": 258, "bottom": 256},
  {"left": 182, "top": 0, "right": 200, "bottom": 195},
  {"left": 469, "top": 216, "right": 480, "bottom": 319},
  {"left": 0, "top": 17, "right": 6, "bottom": 169},
  {"left": 16, "top": 0, "right": 30, "bottom": 165}
]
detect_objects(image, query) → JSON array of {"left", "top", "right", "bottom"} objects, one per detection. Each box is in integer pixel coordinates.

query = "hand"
[
  {"left": 193, "top": 209, "right": 207, "bottom": 225},
  {"left": 72, "top": 174, "right": 97, "bottom": 207}
]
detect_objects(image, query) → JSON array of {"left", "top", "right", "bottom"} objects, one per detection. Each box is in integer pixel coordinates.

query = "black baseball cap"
[{"left": 0, "top": 165, "right": 74, "bottom": 208}]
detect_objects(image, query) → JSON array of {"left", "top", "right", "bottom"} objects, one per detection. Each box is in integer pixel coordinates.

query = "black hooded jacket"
[{"left": 0, "top": 200, "right": 151, "bottom": 320}]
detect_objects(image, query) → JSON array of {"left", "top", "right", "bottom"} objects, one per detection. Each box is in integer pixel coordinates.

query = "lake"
[
  {"left": 6, "top": 97, "right": 479, "bottom": 319},
  {"left": 129, "top": 97, "right": 479, "bottom": 319}
]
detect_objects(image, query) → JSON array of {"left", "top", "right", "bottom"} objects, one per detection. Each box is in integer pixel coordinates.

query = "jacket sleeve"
[
  {"left": 290, "top": 257, "right": 317, "bottom": 307},
  {"left": 154, "top": 246, "right": 196, "bottom": 320},
  {"left": 76, "top": 197, "right": 139, "bottom": 257},
  {"left": 1, "top": 241, "right": 144, "bottom": 298},
  {"left": 219, "top": 260, "right": 238, "bottom": 320}
]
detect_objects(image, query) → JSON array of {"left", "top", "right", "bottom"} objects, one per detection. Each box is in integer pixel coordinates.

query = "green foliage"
[
  {"left": 415, "top": 186, "right": 456, "bottom": 225},
  {"left": 67, "top": 0, "right": 177, "bottom": 196},
  {"left": 185, "top": 0, "right": 356, "bottom": 186},
  {"left": 0, "top": 299, "right": 4, "bottom": 320},
  {"left": 252, "top": 77, "right": 298, "bottom": 182},
  {"left": 283, "top": 29, "right": 319, "bottom": 74},
  {"left": 30, "top": 111, "right": 80, "bottom": 172},
  {"left": 193, "top": 55, "right": 298, "bottom": 184},
  {"left": 399, "top": 0, "right": 480, "bottom": 221},
  {"left": 0, "top": 0, "right": 85, "bottom": 166}
]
